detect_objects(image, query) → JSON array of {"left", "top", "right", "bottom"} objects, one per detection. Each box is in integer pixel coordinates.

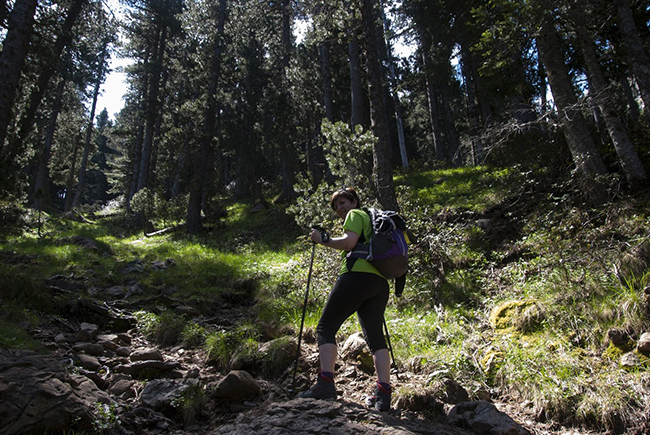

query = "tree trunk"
[
  {"left": 573, "top": 4, "right": 647, "bottom": 185},
  {"left": 72, "top": 52, "right": 105, "bottom": 209},
  {"left": 613, "top": 0, "right": 650, "bottom": 111},
  {"left": 359, "top": 0, "right": 397, "bottom": 210},
  {"left": 0, "top": 0, "right": 38, "bottom": 154},
  {"left": 537, "top": 15, "right": 608, "bottom": 186},
  {"left": 348, "top": 26, "right": 365, "bottom": 130},
  {"left": 137, "top": 24, "right": 167, "bottom": 192},
  {"left": 9, "top": 0, "right": 88, "bottom": 161},
  {"left": 31, "top": 78, "right": 67, "bottom": 209},
  {"left": 64, "top": 132, "right": 83, "bottom": 212},
  {"left": 187, "top": 0, "right": 227, "bottom": 233},
  {"left": 319, "top": 41, "right": 334, "bottom": 122},
  {"left": 380, "top": 1, "right": 407, "bottom": 169},
  {"left": 421, "top": 49, "right": 446, "bottom": 162}
]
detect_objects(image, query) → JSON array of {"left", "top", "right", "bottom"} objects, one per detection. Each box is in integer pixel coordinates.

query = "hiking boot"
[
  {"left": 298, "top": 373, "right": 337, "bottom": 400},
  {"left": 365, "top": 382, "right": 391, "bottom": 411}
]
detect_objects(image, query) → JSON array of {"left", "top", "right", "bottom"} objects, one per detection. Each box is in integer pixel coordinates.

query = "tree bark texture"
[
  {"left": 573, "top": 3, "right": 646, "bottom": 184},
  {"left": 137, "top": 24, "right": 167, "bottom": 192},
  {"left": 536, "top": 15, "right": 608, "bottom": 179},
  {"left": 614, "top": 0, "right": 650, "bottom": 111},
  {"left": 0, "top": 0, "right": 38, "bottom": 155},
  {"left": 31, "top": 78, "right": 67, "bottom": 209},
  {"left": 71, "top": 49, "right": 106, "bottom": 210},
  {"left": 187, "top": 0, "right": 227, "bottom": 233},
  {"left": 359, "top": 0, "right": 398, "bottom": 211},
  {"left": 10, "top": 0, "right": 88, "bottom": 161}
]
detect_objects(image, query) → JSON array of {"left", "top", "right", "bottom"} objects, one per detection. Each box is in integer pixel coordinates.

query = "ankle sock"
[
  {"left": 319, "top": 371, "right": 335, "bottom": 382},
  {"left": 377, "top": 381, "right": 391, "bottom": 393}
]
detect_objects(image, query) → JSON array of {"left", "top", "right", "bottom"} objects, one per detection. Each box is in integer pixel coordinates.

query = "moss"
[
  {"left": 489, "top": 299, "right": 541, "bottom": 332},
  {"left": 602, "top": 340, "right": 635, "bottom": 360}
]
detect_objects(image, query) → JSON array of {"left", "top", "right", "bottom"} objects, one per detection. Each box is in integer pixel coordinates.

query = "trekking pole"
[
  {"left": 290, "top": 241, "right": 316, "bottom": 394},
  {"left": 383, "top": 317, "right": 399, "bottom": 380}
]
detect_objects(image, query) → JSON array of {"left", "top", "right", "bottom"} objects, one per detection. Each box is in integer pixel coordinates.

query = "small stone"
[
  {"left": 73, "top": 342, "right": 105, "bottom": 356},
  {"left": 621, "top": 352, "right": 640, "bottom": 368},
  {"left": 116, "top": 347, "right": 132, "bottom": 357},
  {"left": 77, "top": 354, "right": 101, "bottom": 371},
  {"left": 637, "top": 332, "right": 650, "bottom": 353},
  {"left": 130, "top": 348, "right": 163, "bottom": 362}
]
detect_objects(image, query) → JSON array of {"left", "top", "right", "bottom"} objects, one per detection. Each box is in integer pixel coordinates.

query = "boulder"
[
  {"left": 0, "top": 350, "right": 112, "bottom": 434},
  {"left": 75, "top": 322, "right": 99, "bottom": 341},
  {"left": 140, "top": 378, "right": 196, "bottom": 411},
  {"left": 448, "top": 401, "right": 530, "bottom": 435},
  {"left": 341, "top": 332, "right": 374, "bottom": 373},
  {"left": 209, "top": 370, "right": 261, "bottom": 402}
]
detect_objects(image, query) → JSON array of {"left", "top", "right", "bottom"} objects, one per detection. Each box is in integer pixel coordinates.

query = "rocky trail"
[{"left": 0, "top": 250, "right": 600, "bottom": 435}]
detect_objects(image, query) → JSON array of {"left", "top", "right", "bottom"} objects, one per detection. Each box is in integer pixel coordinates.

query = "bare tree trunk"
[
  {"left": 348, "top": 21, "right": 365, "bottom": 130},
  {"left": 421, "top": 49, "right": 446, "bottom": 162},
  {"left": 31, "top": 78, "right": 66, "bottom": 209},
  {"left": 380, "top": 1, "right": 407, "bottom": 169},
  {"left": 0, "top": 0, "right": 38, "bottom": 154},
  {"left": 64, "top": 132, "right": 83, "bottom": 212},
  {"left": 137, "top": 24, "right": 167, "bottom": 192},
  {"left": 573, "top": 3, "right": 647, "bottom": 185},
  {"left": 613, "top": 0, "right": 650, "bottom": 111},
  {"left": 72, "top": 52, "right": 106, "bottom": 209},
  {"left": 187, "top": 0, "right": 227, "bottom": 233},
  {"left": 359, "top": 0, "right": 397, "bottom": 210},
  {"left": 537, "top": 15, "right": 608, "bottom": 195}
]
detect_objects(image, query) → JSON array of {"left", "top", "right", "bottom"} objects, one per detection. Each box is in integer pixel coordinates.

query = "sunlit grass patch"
[{"left": 396, "top": 166, "right": 518, "bottom": 212}]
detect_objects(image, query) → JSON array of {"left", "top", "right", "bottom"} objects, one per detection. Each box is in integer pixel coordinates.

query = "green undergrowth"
[{"left": 1, "top": 166, "right": 649, "bottom": 433}]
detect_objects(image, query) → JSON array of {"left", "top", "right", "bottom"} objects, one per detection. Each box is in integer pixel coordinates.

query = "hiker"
[{"left": 299, "top": 187, "right": 392, "bottom": 412}]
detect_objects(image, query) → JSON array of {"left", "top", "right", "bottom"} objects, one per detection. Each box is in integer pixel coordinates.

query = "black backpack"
[{"left": 347, "top": 208, "right": 414, "bottom": 296}]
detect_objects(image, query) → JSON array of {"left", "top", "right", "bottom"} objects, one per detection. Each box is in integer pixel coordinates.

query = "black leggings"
[{"left": 316, "top": 272, "right": 389, "bottom": 353}]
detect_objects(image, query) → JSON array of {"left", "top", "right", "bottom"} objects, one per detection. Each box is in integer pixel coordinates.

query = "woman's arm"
[{"left": 310, "top": 229, "right": 359, "bottom": 251}]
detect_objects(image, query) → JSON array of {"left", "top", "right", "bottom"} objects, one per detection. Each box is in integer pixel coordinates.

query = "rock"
[
  {"left": 443, "top": 379, "right": 470, "bottom": 404},
  {"left": 115, "top": 360, "right": 181, "bottom": 378},
  {"left": 341, "top": 332, "right": 374, "bottom": 373},
  {"left": 209, "top": 370, "right": 261, "bottom": 401},
  {"left": 637, "top": 332, "right": 650, "bottom": 353},
  {"left": 76, "top": 354, "right": 101, "bottom": 371},
  {"left": 73, "top": 342, "right": 105, "bottom": 355},
  {"left": 105, "top": 285, "right": 127, "bottom": 298},
  {"left": 607, "top": 328, "right": 630, "bottom": 346},
  {"left": 140, "top": 378, "right": 196, "bottom": 410},
  {"left": 176, "top": 305, "right": 200, "bottom": 317},
  {"left": 0, "top": 350, "right": 112, "bottom": 434},
  {"left": 75, "top": 322, "right": 99, "bottom": 341},
  {"left": 116, "top": 346, "right": 132, "bottom": 357},
  {"left": 213, "top": 398, "right": 467, "bottom": 435},
  {"left": 152, "top": 258, "right": 175, "bottom": 270},
  {"left": 448, "top": 401, "right": 530, "bottom": 435},
  {"left": 121, "top": 260, "right": 145, "bottom": 274},
  {"left": 131, "top": 348, "right": 164, "bottom": 362},
  {"left": 108, "top": 379, "right": 137, "bottom": 396},
  {"left": 621, "top": 352, "right": 640, "bottom": 368}
]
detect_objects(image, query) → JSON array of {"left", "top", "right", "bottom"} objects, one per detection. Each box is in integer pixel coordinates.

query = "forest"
[
  {"left": 1, "top": 0, "right": 649, "bottom": 223},
  {"left": 1, "top": 0, "right": 650, "bottom": 434}
]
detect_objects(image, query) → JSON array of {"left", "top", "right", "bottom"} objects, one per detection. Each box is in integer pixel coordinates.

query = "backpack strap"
[{"left": 346, "top": 209, "right": 370, "bottom": 272}]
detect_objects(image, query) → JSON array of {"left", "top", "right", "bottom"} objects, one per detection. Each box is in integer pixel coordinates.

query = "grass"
[{"left": 1, "top": 166, "right": 649, "bottom": 433}]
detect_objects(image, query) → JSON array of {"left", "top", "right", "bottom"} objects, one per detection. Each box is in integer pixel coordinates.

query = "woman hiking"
[{"left": 298, "top": 187, "right": 392, "bottom": 412}]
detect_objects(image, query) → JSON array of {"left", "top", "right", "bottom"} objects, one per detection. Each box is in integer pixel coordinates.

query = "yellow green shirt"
[{"left": 339, "top": 209, "right": 385, "bottom": 278}]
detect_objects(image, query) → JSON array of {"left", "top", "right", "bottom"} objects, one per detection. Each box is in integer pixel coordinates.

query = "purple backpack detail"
[{"left": 347, "top": 208, "right": 414, "bottom": 296}]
